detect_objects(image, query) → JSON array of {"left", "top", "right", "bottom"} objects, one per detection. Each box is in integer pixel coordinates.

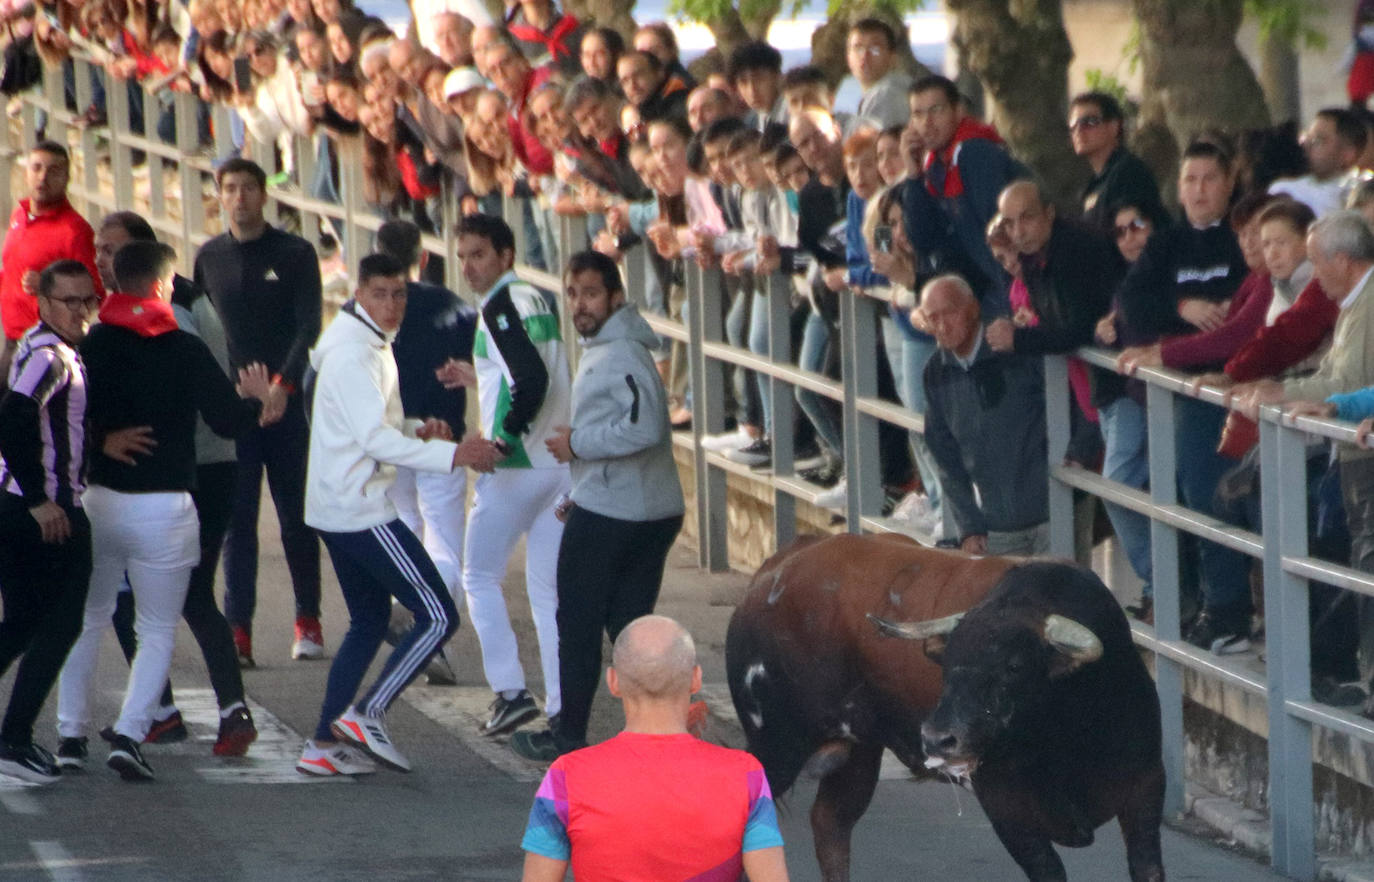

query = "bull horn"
[
  {"left": 1042, "top": 614, "right": 1103, "bottom": 662},
  {"left": 868, "top": 612, "right": 964, "bottom": 641}
]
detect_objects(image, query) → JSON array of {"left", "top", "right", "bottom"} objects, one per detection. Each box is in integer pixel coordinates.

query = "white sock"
[
  {"left": 500, "top": 689, "right": 524, "bottom": 702},
  {"left": 220, "top": 701, "right": 247, "bottom": 719},
  {"left": 154, "top": 705, "right": 179, "bottom": 722}
]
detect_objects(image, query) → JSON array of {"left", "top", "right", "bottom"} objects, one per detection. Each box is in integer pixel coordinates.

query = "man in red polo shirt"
[{"left": 0, "top": 141, "right": 101, "bottom": 382}]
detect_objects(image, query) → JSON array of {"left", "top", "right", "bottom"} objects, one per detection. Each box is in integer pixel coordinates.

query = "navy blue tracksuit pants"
[{"left": 313, "top": 519, "right": 458, "bottom": 742}]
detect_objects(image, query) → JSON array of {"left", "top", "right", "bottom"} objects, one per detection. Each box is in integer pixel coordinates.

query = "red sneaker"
[
  {"left": 232, "top": 626, "right": 255, "bottom": 669},
  {"left": 293, "top": 616, "right": 325, "bottom": 660}
]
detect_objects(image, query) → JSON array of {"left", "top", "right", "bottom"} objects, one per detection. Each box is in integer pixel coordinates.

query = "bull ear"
[
  {"left": 867, "top": 612, "right": 964, "bottom": 641},
  {"left": 1042, "top": 614, "right": 1103, "bottom": 675}
]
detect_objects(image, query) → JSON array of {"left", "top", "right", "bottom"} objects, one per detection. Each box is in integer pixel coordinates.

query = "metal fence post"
[
  {"left": 106, "top": 73, "right": 134, "bottom": 213},
  {"left": 174, "top": 90, "right": 203, "bottom": 274},
  {"left": 689, "top": 262, "right": 728, "bottom": 571},
  {"left": 337, "top": 136, "right": 366, "bottom": 278},
  {"left": 1045, "top": 355, "right": 1075, "bottom": 557},
  {"left": 1263, "top": 411, "right": 1316, "bottom": 880},
  {"left": 142, "top": 84, "right": 167, "bottom": 241},
  {"left": 840, "top": 290, "right": 881, "bottom": 528},
  {"left": 1147, "top": 382, "right": 1186, "bottom": 819},
  {"left": 767, "top": 271, "right": 796, "bottom": 551}
]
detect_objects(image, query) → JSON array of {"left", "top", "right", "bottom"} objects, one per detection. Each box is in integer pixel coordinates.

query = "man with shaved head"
[
  {"left": 985, "top": 180, "right": 1121, "bottom": 450},
  {"left": 920, "top": 274, "right": 1050, "bottom": 556},
  {"left": 686, "top": 86, "right": 733, "bottom": 134},
  {"left": 430, "top": 12, "right": 474, "bottom": 67},
  {"left": 519, "top": 616, "right": 790, "bottom": 882}
]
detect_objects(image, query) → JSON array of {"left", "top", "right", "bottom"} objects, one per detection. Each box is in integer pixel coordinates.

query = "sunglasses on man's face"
[
  {"left": 1114, "top": 217, "right": 1148, "bottom": 239},
  {"left": 1069, "top": 115, "right": 1104, "bottom": 132}
]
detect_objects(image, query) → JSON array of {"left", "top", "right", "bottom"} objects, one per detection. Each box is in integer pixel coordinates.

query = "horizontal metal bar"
[
  {"left": 1285, "top": 699, "right": 1374, "bottom": 744},
  {"left": 640, "top": 313, "right": 690, "bottom": 344},
  {"left": 699, "top": 340, "right": 846, "bottom": 401},
  {"left": 1282, "top": 555, "right": 1374, "bottom": 598},
  {"left": 1052, "top": 465, "right": 1263, "bottom": 558},
  {"left": 858, "top": 513, "right": 938, "bottom": 546},
  {"left": 855, "top": 395, "right": 925, "bottom": 434},
  {"left": 1130, "top": 623, "right": 1268, "bottom": 697},
  {"left": 515, "top": 266, "right": 562, "bottom": 291}
]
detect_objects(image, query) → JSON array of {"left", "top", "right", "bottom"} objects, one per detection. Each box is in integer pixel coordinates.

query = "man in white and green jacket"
[{"left": 452, "top": 214, "right": 572, "bottom": 738}]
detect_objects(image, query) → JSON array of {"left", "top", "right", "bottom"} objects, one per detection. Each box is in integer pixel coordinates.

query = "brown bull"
[{"left": 725, "top": 533, "right": 1014, "bottom": 881}]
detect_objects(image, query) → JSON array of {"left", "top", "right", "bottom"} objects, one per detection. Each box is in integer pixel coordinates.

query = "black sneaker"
[
  {"left": 510, "top": 728, "right": 564, "bottom": 762},
  {"left": 723, "top": 438, "right": 771, "bottom": 467},
  {"left": 1125, "top": 597, "right": 1154, "bottom": 625},
  {"left": 1183, "top": 611, "right": 1251, "bottom": 655},
  {"left": 107, "top": 734, "right": 155, "bottom": 781},
  {"left": 145, "top": 711, "right": 188, "bottom": 744},
  {"left": 799, "top": 460, "right": 842, "bottom": 487},
  {"left": 480, "top": 690, "right": 539, "bottom": 737},
  {"left": 0, "top": 741, "right": 61, "bottom": 784},
  {"left": 213, "top": 707, "right": 258, "bottom": 757},
  {"left": 56, "top": 737, "right": 88, "bottom": 770}
]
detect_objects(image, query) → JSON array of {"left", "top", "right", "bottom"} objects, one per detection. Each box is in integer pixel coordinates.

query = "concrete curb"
[{"left": 1182, "top": 783, "right": 1374, "bottom": 882}]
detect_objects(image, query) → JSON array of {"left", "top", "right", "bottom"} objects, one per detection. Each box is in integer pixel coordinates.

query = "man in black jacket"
[
  {"left": 1071, "top": 91, "right": 1166, "bottom": 234},
  {"left": 194, "top": 158, "right": 323, "bottom": 668},
  {"left": 59, "top": 240, "right": 275, "bottom": 781},
  {"left": 376, "top": 219, "right": 476, "bottom": 683}
]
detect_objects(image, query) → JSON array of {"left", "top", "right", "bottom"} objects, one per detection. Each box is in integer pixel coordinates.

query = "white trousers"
[
  {"left": 389, "top": 465, "right": 468, "bottom": 597},
  {"left": 58, "top": 486, "right": 200, "bottom": 741},
  {"left": 461, "top": 467, "right": 568, "bottom": 715}
]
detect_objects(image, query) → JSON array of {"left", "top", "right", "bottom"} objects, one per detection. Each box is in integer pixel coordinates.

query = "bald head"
[
  {"left": 998, "top": 179, "right": 1054, "bottom": 256},
  {"left": 789, "top": 106, "right": 843, "bottom": 183},
  {"left": 471, "top": 24, "right": 502, "bottom": 76},
  {"left": 686, "top": 86, "right": 732, "bottom": 132},
  {"left": 920, "top": 274, "right": 981, "bottom": 355},
  {"left": 610, "top": 616, "right": 698, "bottom": 699}
]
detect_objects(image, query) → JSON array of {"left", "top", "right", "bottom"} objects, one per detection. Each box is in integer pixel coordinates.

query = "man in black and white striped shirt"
[{"left": 0, "top": 259, "right": 99, "bottom": 784}]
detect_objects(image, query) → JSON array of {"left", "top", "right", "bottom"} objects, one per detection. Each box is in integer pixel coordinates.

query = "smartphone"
[
  {"left": 874, "top": 225, "right": 893, "bottom": 254},
  {"left": 233, "top": 56, "right": 253, "bottom": 94},
  {"left": 300, "top": 71, "right": 320, "bottom": 105}
]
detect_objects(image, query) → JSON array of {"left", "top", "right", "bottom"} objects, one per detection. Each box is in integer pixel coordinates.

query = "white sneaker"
[
  {"left": 813, "top": 479, "right": 848, "bottom": 510},
  {"left": 914, "top": 507, "right": 945, "bottom": 540},
  {"left": 296, "top": 740, "right": 378, "bottom": 777},
  {"left": 890, "top": 492, "right": 933, "bottom": 523},
  {"left": 331, "top": 706, "right": 410, "bottom": 772},
  {"left": 700, "top": 428, "right": 751, "bottom": 452}
]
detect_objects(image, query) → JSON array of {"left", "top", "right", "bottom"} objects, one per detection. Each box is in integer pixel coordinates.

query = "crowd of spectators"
[{"left": 6, "top": 0, "right": 1374, "bottom": 743}]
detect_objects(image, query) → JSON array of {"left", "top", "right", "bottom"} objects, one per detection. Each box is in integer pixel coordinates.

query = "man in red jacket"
[{"left": 0, "top": 142, "right": 101, "bottom": 383}]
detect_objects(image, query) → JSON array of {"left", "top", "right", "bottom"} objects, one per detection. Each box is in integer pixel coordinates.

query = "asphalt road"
[{"left": 0, "top": 508, "right": 1286, "bottom": 881}]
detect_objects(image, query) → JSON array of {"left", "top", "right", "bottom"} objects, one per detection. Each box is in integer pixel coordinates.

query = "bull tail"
[{"left": 727, "top": 618, "right": 812, "bottom": 799}]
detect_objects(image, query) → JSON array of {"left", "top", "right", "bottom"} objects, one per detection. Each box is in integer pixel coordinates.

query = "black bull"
[{"left": 725, "top": 534, "right": 1164, "bottom": 882}]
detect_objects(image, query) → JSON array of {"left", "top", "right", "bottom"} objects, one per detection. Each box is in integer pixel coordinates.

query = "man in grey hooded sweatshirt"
[{"left": 511, "top": 251, "right": 685, "bottom": 762}]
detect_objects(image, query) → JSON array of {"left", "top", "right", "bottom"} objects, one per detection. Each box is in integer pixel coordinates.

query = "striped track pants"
[{"left": 313, "top": 519, "right": 459, "bottom": 741}]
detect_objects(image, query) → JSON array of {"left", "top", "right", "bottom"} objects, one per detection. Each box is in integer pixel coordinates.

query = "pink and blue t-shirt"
[{"left": 521, "top": 732, "right": 784, "bottom": 880}]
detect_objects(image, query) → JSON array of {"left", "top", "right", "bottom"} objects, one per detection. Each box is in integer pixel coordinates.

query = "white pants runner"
[
  {"left": 58, "top": 486, "right": 200, "bottom": 741},
  {"left": 461, "top": 467, "right": 568, "bottom": 716}
]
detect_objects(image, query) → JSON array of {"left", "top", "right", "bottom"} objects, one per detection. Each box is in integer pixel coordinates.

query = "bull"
[
  {"left": 725, "top": 534, "right": 1164, "bottom": 882},
  {"left": 872, "top": 556, "right": 1165, "bottom": 882}
]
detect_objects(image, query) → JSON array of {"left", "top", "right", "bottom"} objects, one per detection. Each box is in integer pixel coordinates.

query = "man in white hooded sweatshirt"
[{"left": 297, "top": 254, "right": 499, "bottom": 776}]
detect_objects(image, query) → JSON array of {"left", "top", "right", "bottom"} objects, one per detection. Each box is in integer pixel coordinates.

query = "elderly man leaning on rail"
[
  {"left": 919, "top": 274, "right": 1049, "bottom": 556},
  {"left": 1237, "top": 211, "right": 1374, "bottom": 710}
]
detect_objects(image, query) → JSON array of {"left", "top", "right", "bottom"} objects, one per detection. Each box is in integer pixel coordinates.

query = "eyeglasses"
[
  {"left": 1068, "top": 115, "right": 1104, "bottom": 132},
  {"left": 41, "top": 294, "right": 100, "bottom": 311},
  {"left": 1114, "top": 217, "right": 1148, "bottom": 239}
]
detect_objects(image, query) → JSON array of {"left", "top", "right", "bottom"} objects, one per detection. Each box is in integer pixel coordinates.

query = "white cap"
[{"left": 443, "top": 67, "right": 486, "bottom": 99}]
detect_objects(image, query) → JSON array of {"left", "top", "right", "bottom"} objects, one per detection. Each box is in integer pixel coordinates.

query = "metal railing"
[{"left": 12, "top": 56, "right": 1374, "bottom": 881}]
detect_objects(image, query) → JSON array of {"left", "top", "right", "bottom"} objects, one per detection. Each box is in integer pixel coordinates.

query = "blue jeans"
[
  {"left": 1100, "top": 396, "right": 1152, "bottom": 597},
  {"left": 748, "top": 289, "right": 771, "bottom": 435},
  {"left": 314, "top": 520, "right": 457, "bottom": 741},
  {"left": 796, "top": 308, "right": 843, "bottom": 459},
  {"left": 1175, "top": 395, "right": 1252, "bottom": 621},
  {"left": 883, "top": 318, "right": 941, "bottom": 513},
  {"left": 724, "top": 280, "right": 760, "bottom": 429}
]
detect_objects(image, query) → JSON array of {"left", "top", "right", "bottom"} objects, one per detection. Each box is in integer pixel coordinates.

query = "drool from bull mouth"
[{"left": 924, "top": 754, "right": 978, "bottom": 783}]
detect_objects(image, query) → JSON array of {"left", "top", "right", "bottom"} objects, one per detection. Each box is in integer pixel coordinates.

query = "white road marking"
[
  {"left": 156, "top": 688, "right": 350, "bottom": 785},
  {"left": 30, "top": 840, "right": 85, "bottom": 882},
  {"left": 402, "top": 686, "right": 545, "bottom": 782}
]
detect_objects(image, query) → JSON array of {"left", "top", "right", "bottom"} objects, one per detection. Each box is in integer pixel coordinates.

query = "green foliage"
[
  {"left": 1084, "top": 69, "right": 1129, "bottom": 106},
  {"left": 668, "top": 0, "right": 924, "bottom": 26},
  {"left": 1244, "top": 0, "right": 1328, "bottom": 50},
  {"left": 825, "top": 0, "right": 925, "bottom": 19}
]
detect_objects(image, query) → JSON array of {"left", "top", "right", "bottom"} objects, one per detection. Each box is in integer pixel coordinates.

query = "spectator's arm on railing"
[{"left": 921, "top": 377, "right": 987, "bottom": 543}]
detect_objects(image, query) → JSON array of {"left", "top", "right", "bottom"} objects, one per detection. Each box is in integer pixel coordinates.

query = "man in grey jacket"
[
  {"left": 921, "top": 274, "right": 1049, "bottom": 556},
  {"left": 511, "top": 251, "right": 685, "bottom": 762}
]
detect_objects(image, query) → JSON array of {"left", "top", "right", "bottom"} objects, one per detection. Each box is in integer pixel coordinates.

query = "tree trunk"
[
  {"left": 810, "top": 7, "right": 934, "bottom": 88},
  {"left": 561, "top": 0, "right": 638, "bottom": 39},
  {"left": 1131, "top": 0, "right": 1271, "bottom": 151},
  {"left": 1259, "top": 30, "right": 1301, "bottom": 125},
  {"left": 946, "top": 0, "right": 1085, "bottom": 208}
]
